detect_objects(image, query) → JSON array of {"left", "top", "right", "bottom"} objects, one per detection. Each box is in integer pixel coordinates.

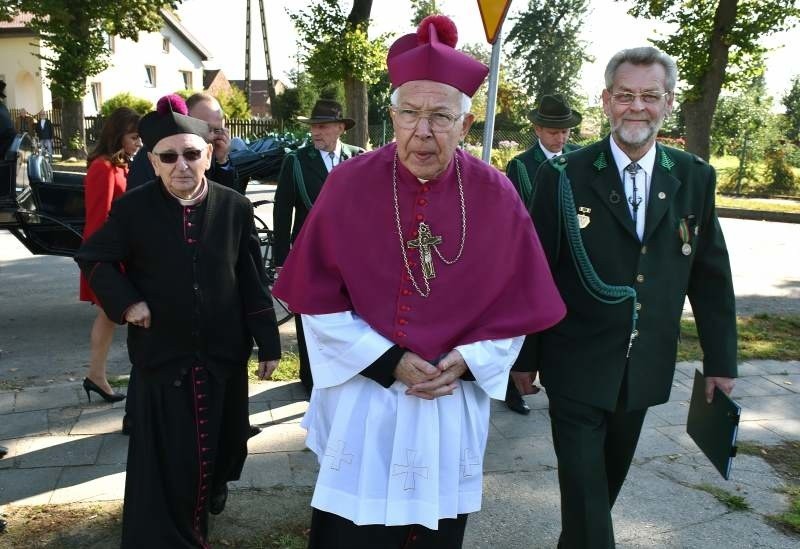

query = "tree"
[
  {"left": 289, "top": 0, "right": 386, "bottom": 148},
  {"left": 710, "top": 77, "right": 775, "bottom": 192},
  {"left": 625, "top": 0, "right": 800, "bottom": 160},
  {"left": 505, "top": 0, "right": 592, "bottom": 105},
  {"left": 0, "top": 1, "right": 178, "bottom": 159},
  {"left": 410, "top": 0, "right": 439, "bottom": 26},
  {"left": 215, "top": 86, "right": 250, "bottom": 119},
  {"left": 783, "top": 76, "right": 800, "bottom": 143}
]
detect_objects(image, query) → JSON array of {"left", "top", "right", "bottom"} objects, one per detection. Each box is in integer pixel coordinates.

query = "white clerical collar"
[
  {"left": 166, "top": 178, "right": 208, "bottom": 206},
  {"left": 609, "top": 136, "right": 657, "bottom": 179},
  {"left": 538, "top": 140, "right": 561, "bottom": 159}
]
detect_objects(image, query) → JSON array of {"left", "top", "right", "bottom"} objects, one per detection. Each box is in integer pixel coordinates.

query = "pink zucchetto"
[
  {"left": 156, "top": 93, "right": 188, "bottom": 116},
  {"left": 387, "top": 15, "right": 489, "bottom": 97}
]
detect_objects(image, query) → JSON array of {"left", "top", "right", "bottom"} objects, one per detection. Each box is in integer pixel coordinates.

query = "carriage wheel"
[{"left": 253, "top": 212, "right": 292, "bottom": 326}]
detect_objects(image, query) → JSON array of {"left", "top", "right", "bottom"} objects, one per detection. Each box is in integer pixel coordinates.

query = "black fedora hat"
[
  {"left": 298, "top": 99, "right": 355, "bottom": 130},
  {"left": 529, "top": 94, "right": 582, "bottom": 129}
]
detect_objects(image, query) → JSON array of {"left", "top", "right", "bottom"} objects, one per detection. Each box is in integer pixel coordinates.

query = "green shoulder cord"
[
  {"left": 551, "top": 159, "right": 640, "bottom": 357},
  {"left": 510, "top": 158, "right": 533, "bottom": 207},
  {"left": 291, "top": 152, "right": 314, "bottom": 210}
]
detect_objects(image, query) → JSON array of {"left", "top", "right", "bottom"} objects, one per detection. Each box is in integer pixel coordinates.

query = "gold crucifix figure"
[{"left": 407, "top": 222, "right": 442, "bottom": 279}]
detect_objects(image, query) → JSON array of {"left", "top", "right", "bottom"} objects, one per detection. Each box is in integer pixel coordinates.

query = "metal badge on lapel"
[
  {"left": 577, "top": 206, "right": 592, "bottom": 229},
  {"left": 609, "top": 190, "right": 621, "bottom": 204}
]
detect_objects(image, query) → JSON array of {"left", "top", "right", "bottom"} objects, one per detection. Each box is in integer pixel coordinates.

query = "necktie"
[
  {"left": 328, "top": 152, "right": 336, "bottom": 171},
  {"left": 625, "top": 162, "right": 645, "bottom": 239}
]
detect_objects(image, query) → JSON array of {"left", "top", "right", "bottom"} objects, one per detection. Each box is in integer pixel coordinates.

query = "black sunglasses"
[{"left": 153, "top": 149, "right": 204, "bottom": 164}]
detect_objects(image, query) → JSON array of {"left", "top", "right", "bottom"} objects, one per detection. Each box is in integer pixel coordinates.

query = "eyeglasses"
[
  {"left": 610, "top": 91, "right": 670, "bottom": 105},
  {"left": 390, "top": 107, "right": 464, "bottom": 132},
  {"left": 152, "top": 149, "right": 204, "bottom": 164},
  {"left": 210, "top": 127, "right": 226, "bottom": 135}
]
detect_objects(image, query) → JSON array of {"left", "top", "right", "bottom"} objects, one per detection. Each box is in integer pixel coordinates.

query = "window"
[
  {"left": 180, "top": 70, "right": 193, "bottom": 90},
  {"left": 144, "top": 65, "right": 157, "bottom": 87},
  {"left": 162, "top": 37, "right": 170, "bottom": 53},
  {"left": 91, "top": 83, "right": 102, "bottom": 112},
  {"left": 104, "top": 33, "right": 115, "bottom": 53}
]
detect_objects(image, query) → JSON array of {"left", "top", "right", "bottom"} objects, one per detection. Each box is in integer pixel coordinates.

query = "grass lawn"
[
  {"left": 716, "top": 194, "right": 800, "bottom": 214},
  {"left": 678, "top": 314, "right": 800, "bottom": 362}
]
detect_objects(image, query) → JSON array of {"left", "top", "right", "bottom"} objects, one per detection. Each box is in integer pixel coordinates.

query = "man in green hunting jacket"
[
  {"left": 273, "top": 99, "right": 364, "bottom": 394},
  {"left": 512, "top": 47, "right": 737, "bottom": 548},
  {"left": 503, "top": 94, "right": 582, "bottom": 415}
]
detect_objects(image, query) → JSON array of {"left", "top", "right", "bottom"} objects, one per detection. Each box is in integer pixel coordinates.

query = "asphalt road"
[{"left": 1, "top": 203, "right": 798, "bottom": 388}]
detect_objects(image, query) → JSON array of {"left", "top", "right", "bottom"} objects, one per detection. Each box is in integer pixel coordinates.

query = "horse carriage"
[{"left": 0, "top": 133, "right": 292, "bottom": 325}]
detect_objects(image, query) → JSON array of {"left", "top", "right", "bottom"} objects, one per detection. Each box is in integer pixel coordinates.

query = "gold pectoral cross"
[{"left": 407, "top": 222, "right": 442, "bottom": 279}]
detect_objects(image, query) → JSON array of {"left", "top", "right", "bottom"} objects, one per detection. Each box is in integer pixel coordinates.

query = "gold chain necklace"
[{"left": 392, "top": 151, "right": 466, "bottom": 298}]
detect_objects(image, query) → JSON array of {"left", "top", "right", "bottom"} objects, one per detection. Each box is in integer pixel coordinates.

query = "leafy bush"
[
  {"left": 214, "top": 86, "right": 251, "bottom": 119},
  {"left": 785, "top": 144, "right": 800, "bottom": 168},
  {"left": 763, "top": 145, "right": 799, "bottom": 195},
  {"left": 100, "top": 93, "right": 152, "bottom": 117}
]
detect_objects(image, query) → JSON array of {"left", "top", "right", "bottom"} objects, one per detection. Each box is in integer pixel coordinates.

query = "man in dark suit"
[
  {"left": 513, "top": 47, "right": 737, "bottom": 548},
  {"left": 0, "top": 81, "right": 15, "bottom": 158},
  {"left": 75, "top": 107, "right": 281, "bottom": 547},
  {"left": 273, "top": 99, "right": 364, "bottom": 394},
  {"left": 503, "top": 94, "right": 583, "bottom": 415},
  {"left": 34, "top": 111, "right": 54, "bottom": 158}
]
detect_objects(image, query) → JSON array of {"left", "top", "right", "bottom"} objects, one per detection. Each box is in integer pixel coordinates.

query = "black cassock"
[{"left": 75, "top": 180, "right": 280, "bottom": 548}]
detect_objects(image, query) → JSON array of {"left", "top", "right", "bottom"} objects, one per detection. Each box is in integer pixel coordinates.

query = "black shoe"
[
  {"left": 121, "top": 414, "right": 131, "bottom": 436},
  {"left": 505, "top": 396, "right": 531, "bottom": 415},
  {"left": 0, "top": 517, "right": 6, "bottom": 534},
  {"left": 0, "top": 446, "right": 7, "bottom": 459},
  {"left": 83, "top": 378, "right": 126, "bottom": 403},
  {"left": 248, "top": 425, "right": 261, "bottom": 438},
  {"left": 209, "top": 484, "right": 228, "bottom": 515}
]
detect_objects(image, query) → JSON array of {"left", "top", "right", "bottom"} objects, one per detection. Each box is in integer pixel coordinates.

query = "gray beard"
[{"left": 613, "top": 119, "right": 662, "bottom": 149}]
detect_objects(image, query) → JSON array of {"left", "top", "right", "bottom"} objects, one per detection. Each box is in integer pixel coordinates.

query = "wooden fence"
[{"left": 9, "top": 108, "right": 282, "bottom": 156}]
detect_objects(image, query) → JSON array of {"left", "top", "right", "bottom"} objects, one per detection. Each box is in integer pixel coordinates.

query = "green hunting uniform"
[
  {"left": 506, "top": 141, "right": 581, "bottom": 209},
  {"left": 516, "top": 136, "right": 737, "bottom": 548},
  {"left": 273, "top": 142, "right": 363, "bottom": 393}
]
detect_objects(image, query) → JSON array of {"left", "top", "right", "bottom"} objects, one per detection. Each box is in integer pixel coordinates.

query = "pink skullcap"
[
  {"left": 387, "top": 15, "right": 488, "bottom": 97},
  {"left": 156, "top": 94, "right": 188, "bottom": 116}
]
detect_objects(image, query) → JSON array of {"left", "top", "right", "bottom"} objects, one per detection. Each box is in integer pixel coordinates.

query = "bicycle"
[{"left": 252, "top": 199, "right": 292, "bottom": 326}]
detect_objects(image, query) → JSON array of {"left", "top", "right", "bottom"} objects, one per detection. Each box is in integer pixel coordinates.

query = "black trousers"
[
  {"left": 295, "top": 314, "right": 313, "bottom": 395},
  {"left": 548, "top": 392, "right": 647, "bottom": 549},
  {"left": 308, "top": 508, "right": 469, "bottom": 549}
]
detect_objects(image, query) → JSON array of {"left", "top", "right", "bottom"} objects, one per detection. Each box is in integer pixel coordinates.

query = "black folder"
[{"left": 686, "top": 369, "right": 741, "bottom": 480}]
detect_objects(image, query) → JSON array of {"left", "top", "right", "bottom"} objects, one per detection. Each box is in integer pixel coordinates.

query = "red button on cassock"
[
  {"left": 417, "top": 198, "right": 427, "bottom": 206},
  {"left": 400, "top": 305, "right": 411, "bottom": 312},
  {"left": 401, "top": 289, "right": 411, "bottom": 296},
  {"left": 398, "top": 318, "right": 408, "bottom": 325},
  {"left": 415, "top": 214, "right": 424, "bottom": 221},
  {"left": 396, "top": 331, "right": 406, "bottom": 338}
]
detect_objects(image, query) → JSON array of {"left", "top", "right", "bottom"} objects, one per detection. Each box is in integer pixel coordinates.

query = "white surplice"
[{"left": 300, "top": 311, "right": 524, "bottom": 529}]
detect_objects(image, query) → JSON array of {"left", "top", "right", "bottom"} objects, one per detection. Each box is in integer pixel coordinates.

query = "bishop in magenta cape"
[{"left": 273, "top": 142, "right": 564, "bottom": 360}]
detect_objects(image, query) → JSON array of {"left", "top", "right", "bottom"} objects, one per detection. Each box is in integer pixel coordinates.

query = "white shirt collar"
[
  {"left": 538, "top": 140, "right": 561, "bottom": 159},
  {"left": 319, "top": 141, "right": 343, "bottom": 162},
  {"left": 609, "top": 136, "right": 657, "bottom": 178}
]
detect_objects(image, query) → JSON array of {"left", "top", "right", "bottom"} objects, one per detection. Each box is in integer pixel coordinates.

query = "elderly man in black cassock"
[{"left": 75, "top": 105, "right": 281, "bottom": 548}]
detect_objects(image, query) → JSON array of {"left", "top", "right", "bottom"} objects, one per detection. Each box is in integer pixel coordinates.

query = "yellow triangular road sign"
[{"left": 477, "top": 0, "right": 513, "bottom": 44}]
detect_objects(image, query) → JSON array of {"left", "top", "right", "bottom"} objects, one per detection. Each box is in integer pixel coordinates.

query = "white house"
[{"left": 0, "top": 9, "right": 210, "bottom": 115}]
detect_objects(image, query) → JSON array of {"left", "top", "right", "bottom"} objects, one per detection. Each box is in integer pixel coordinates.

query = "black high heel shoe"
[{"left": 83, "top": 378, "right": 126, "bottom": 403}]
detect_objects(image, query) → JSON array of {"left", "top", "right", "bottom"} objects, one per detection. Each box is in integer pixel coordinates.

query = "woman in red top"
[{"left": 80, "top": 107, "right": 141, "bottom": 402}]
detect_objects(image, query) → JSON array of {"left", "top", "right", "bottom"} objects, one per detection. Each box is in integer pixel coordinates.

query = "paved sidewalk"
[{"left": 1, "top": 360, "right": 799, "bottom": 548}]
